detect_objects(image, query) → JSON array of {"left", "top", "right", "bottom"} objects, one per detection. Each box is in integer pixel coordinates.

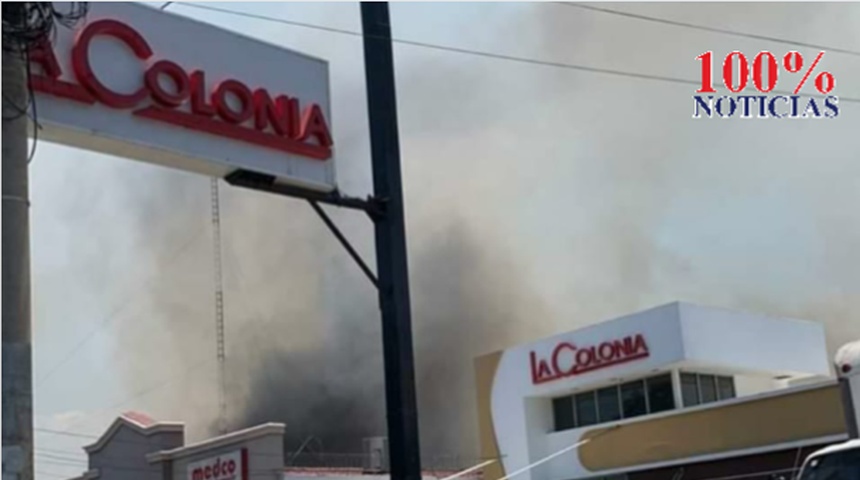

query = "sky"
[{"left": 27, "top": 2, "right": 860, "bottom": 479}]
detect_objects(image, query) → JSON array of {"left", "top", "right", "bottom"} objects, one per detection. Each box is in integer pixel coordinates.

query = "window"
[
  {"left": 552, "top": 396, "right": 575, "bottom": 431},
  {"left": 597, "top": 386, "right": 621, "bottom": 423},
  {"left": 717, "top": 376, "right": 736, "bottom": 400},
  {"left": 575, "top": 392, "right": 598, "bottom": 427},
  {"left": 698, "top": 374, "right": 718, "bottom": 403},
  {"left": 681, "top": 372, "right": 700, "bottom": 407},
  {"left": 680, "top": 372, "right": 737, "bottom": 408},
  {"left": 550, "top": 374, "right": 683, "bottom": 432},
  {"left": 646, "top": 374, "right": 675, "bottom": 413},
  {"left": 620, "top": 380, "right": 647, "bottom": 419}
]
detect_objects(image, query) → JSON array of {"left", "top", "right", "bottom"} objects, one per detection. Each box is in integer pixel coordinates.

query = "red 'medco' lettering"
[
  {"left": 28, "top": 19, "right": 333, "bottom": 161},
  {"left": 191, "top": 453, "right": 241, "bottom": 480},
  {"left": 530, "top": 333, "right": 650, "bottom": 384}
]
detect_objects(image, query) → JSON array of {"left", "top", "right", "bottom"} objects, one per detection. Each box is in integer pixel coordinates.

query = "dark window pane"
[
  {"left": 699, "top": 374, "right": 718, "bottom": 403},
  {"left": 681, "top": 373, "right": 700, "bottom": 407},
  {"left": 552, "top": 396, "right": 575, "bottom": 431},
  {"left": 621, "top": 380, "right": 647, "bottom": 418},
  {"left": 646, "top": 374, "right": 675, "bottom": 413},
  {"left": 597, "top": 386, "right": 621, "bottom": 423},
  {"left": 575, "top": 392, "right": 598, "bottom": 427},
  {"left": 717, "top": 376, "right": 736, "bottom": 400}
]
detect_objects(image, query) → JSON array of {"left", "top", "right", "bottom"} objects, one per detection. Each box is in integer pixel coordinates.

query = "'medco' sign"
[
  {"left": 187, "top": 449, "right": 247, "bottom": 480},
  {"left": 30, "top": 19, "right": 332, "bottom": 160},
  {"left": 530, "top": 334, "right": 650, "bottom": 384}
]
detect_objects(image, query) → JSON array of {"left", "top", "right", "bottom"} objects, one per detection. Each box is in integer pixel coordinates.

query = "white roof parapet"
[
  {"left": 146, "top": 423, "right": 286, "bottom": 464},
  {"left": 84, "top": 412, "right": 184, "bottom": 454}
]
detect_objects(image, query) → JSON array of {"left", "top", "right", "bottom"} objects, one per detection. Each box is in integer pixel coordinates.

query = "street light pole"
[{"left": 360, "top": 3, "right": 423, "bottom": 480}]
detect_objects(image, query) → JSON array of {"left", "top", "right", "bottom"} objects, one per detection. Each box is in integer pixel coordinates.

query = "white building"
[{"left": 474, "top": 302, "right": 855, "bottom": 480}]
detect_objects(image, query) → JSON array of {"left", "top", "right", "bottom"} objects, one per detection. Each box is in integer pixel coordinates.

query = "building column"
[
  {"left": 835, "top": 341, "right": 860, "bottom": 439},
  {"left": 671, "top": 369, "right": 685, "bottom": 410}
]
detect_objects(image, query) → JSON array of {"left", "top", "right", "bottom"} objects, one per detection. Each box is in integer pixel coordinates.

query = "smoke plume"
[{"left": 30, "top": 2, "right": 860, "bottom": 465}]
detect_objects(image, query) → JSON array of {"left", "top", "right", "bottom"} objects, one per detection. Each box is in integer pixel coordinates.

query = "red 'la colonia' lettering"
[
  {"left": 529, "top": 334, "right": 650, "bottom": 384},
  {"left": 28, "top": 19, "right": 332, "bottom": 160}
]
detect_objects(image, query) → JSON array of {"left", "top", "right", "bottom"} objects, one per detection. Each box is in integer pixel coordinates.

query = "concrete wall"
[{"left": 89, "top": 426, "right": 182, "bottom": 480}]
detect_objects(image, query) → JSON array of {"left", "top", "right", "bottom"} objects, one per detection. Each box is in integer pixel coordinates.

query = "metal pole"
[
  {"left": 210, "top": 179, "right": 228, "bottom": 435},
  {"left": 360, "top": 4, "right": 422, "bottom": 480},
  {"left": 2, "top": 33, "right": 34, "bottom": 480},
  {"left": 839, "top": 377, "right": 859, "bottom": 439}
]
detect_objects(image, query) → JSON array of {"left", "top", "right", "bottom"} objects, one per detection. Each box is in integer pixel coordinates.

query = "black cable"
[
  {"left": 557, "top": 2, "right": 860, "bottom": 57},
  {"left": 3, "top": 3, "right": 87, "bottom": 165},
  {"left": 2, "top": 3, "right": 88, "bottom": 55},
  {"left": 171, "top": 3, "right": 860, "bottom": 103},
  {"left": 51, "top": 357, "right": 212, "bottom": 437},
  {"left": 36, "top": 223, "right": 209, "bottom": 388},
  {"left": 26, "top": 48, "right": 41, "bottom": 164}
]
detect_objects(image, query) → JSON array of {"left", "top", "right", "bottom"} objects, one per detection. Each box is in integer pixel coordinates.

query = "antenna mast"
[{"left": 210, "top": 178, "right": 227, "bottom": 435}]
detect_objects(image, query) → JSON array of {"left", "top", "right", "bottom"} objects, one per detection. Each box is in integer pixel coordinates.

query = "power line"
[
  {"left": 557, "top": 2, "right": 860, "bottom": 57},
  {"left": 36, "top": 470, "right": 70, "bottom": 479},
  {"left": 36, "top": 452, "right": 87, "bottom": 464},
  {"left": 35, "top": 427, "right": 288, "bottom": 462},
  {"left": 170, "top": 3, "right": 860, "bottom": 103},
  {"left": 35, "top": 222, "right": 208, "bottom": 388},
  {"left": 36, "top": 455, "right": 280, "bottom": 475},
  {"left": 173, "top": 2, "right": 362, "bottom": 37},
  {"left": 42, "top": 356, "right": 212, "bottom": 439}
]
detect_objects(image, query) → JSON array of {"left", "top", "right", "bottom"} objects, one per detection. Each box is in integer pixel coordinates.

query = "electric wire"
[
  {"left": 2, "top": 3, "right": 88, "bottom": 163},
  {"left": 39, "top": 356, "right": 212, "bottom": 442},
  {"left": 31, "top": 429, "right": 816, "bottom": 480},
  {"left": 170, "top": 2, "right": 860, "bottom": 103},
  {"left": 557, "top": 2, "right": 860, "bottom": 57},
  {"left": 35, "top": 222, "right": 209, "bottom": 388},
  {"left": 36, "top": 473, "right": 69, "bottom": 479},
  {"left": 35, "top": 470, "right": 69, "bottom": 479},
  {"left": 36, "top": 456, "right": 282, "bottom": 476},
  {"left": 2, "top": 3, "right": 88, "bottom": 55},
  {"left": 35, "top": 428, "right": 293, "bottom": 464}
]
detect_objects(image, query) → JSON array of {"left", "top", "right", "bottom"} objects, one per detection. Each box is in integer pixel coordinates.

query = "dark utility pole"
[
  {"left": 2, "top": 3, "right": 34, "bottom": 479},
  {"left": 361, "top": 3, "right": 422, "bottom": 480}
]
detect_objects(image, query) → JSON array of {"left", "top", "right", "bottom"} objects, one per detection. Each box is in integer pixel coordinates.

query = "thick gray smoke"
[{"left": 31, "top": 1, "right": 860, "bottom": 465}]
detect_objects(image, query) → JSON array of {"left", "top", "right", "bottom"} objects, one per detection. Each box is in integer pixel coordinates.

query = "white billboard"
[
  {"left": 187, "top": 449, "right": 247, "bottom": 480},
  {"left": 29, "top": 2, "right": 336, "bottom": 192}
]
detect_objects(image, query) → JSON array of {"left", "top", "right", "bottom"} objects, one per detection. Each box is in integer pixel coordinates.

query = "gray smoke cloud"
[{"left": 30, "top": 1, "right": 860, "bottom": 465}]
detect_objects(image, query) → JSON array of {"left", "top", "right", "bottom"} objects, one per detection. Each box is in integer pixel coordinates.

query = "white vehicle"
[{"left": 795, "top": 439, "right": 860, "bottom": 480}]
